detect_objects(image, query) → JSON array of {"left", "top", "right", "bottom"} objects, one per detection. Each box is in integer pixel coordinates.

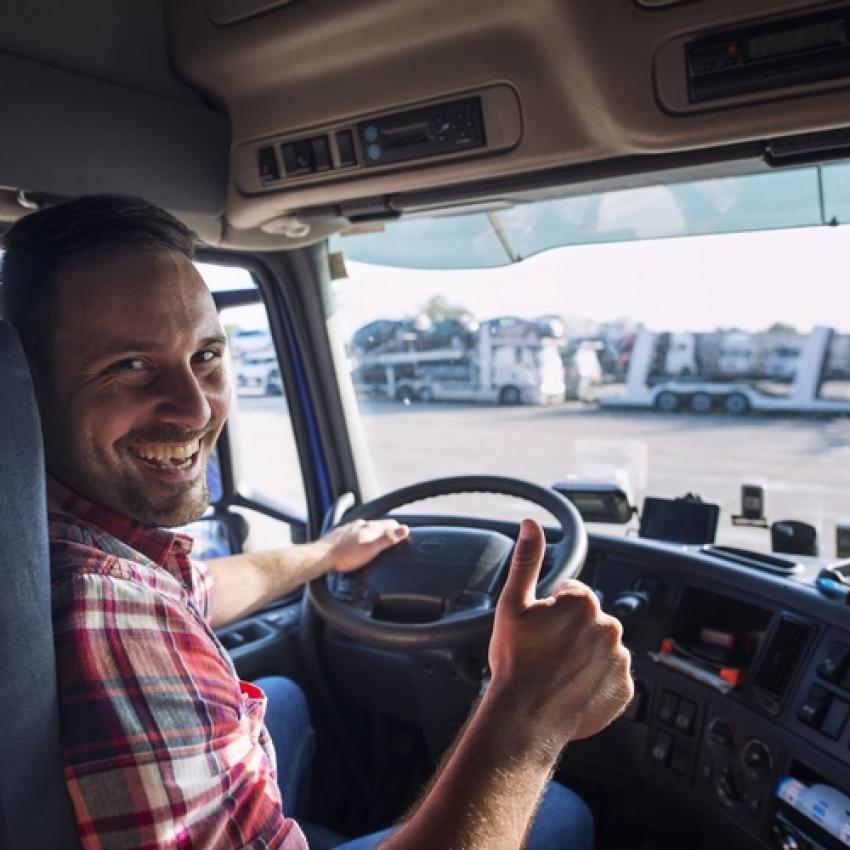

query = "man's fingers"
[{"left": 499, "top": 518, "right": 546, "bottom": 611}]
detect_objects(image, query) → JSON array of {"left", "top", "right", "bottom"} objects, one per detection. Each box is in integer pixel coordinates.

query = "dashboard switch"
[
  {"left": 282, "top": 139, "right": 314, "bottom": 175},
  {"left": 820, "top": 697, "right": 849, "bottom": 739},
  {"left": 670, "top": 741, "right": 690, "bottom": 775},
  {"left": 336, "top": 130, "right": 357, "bottom": 167},
  {"left": 797, "top": 685, "right": 830, "bottom": 727},
  {"left": 674, "top": 699, "right": 697, "bottom": 734},
  {"left": 257, "top": 146, "right": 280, "bottom": 182},
  {"left": 658, "top": 691, "right": 679, "bottom": 725},
  {"left": 651, "top": 730, "right": 673, "bottom": 765},
  {"left": 309, "top": 135, "right": 332, "bottom": 171},
  {"left": 818, "top": 643, "right": 850, "bottom": 683}
]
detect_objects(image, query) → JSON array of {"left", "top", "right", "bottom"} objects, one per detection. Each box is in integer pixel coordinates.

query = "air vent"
[{"left": 750, "top": 615, "right": 814, "bottom": 715}]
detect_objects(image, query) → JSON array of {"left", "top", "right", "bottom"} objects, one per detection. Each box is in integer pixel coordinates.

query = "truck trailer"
[
  {"left": 351, "top": 320, "right": 565, "bottom": 405},
  {"left": 602, "top": 326, "right": 850, "bottom": 415}
]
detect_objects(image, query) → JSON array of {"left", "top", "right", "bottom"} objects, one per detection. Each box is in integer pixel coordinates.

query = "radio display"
[{"left": 748, "top": 19, "right": 846, "bottom": 61}]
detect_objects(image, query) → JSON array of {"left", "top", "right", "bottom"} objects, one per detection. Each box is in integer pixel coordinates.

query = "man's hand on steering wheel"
[{"left": 319, "top": 518, "right": 410, "bottom": 573}]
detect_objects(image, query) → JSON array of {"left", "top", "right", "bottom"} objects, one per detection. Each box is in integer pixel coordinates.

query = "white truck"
[
  {"left": 352, "top": 320, "right": 565, "bottom": 405},
  {"left": 602, "top": 325, "right": 850, "bottom": 415}
]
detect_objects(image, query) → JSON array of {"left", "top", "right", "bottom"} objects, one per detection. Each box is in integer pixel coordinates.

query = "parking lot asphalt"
[{"left": 234, "top": 395, "right": 850, "bottom": 558}]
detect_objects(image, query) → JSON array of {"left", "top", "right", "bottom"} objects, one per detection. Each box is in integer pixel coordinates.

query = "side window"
[{"left": 196, "top": 262, "right": 307, "bottom": 553}]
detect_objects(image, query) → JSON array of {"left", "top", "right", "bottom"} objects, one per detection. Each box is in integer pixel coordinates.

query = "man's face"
[{"left": 41, "top": 248, "right": 231, "bottom": 527}]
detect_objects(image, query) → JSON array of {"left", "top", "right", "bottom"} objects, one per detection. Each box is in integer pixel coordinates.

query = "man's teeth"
[{"left": 134, "top": 439, "right": 201, "bottom": 465}]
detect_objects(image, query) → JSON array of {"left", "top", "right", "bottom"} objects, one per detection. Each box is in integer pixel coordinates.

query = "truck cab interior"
[{"left": 2, "top": 2, "right": 850, "bottom": 849}]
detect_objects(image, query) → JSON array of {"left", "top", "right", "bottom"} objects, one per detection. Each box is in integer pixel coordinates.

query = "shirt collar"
[{"left": 46, "top": 475, "right": 195, "bottom": 565}]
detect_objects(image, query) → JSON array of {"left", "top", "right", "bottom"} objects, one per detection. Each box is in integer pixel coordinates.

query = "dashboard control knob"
[
  {"left": 613, "top": 591, "right": 649, "bottom": 620},
  {"left": 743, "top": 739, "right": 772, "bottom": 771},
  {"left": 707, "top": 718, "right": 735, "bottom": 750}
]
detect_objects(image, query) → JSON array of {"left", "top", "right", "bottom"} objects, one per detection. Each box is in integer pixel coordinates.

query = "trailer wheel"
[
  {"left": 500, "top": 385, "right": 521, "bottom": 405},
  {"left": 396, "top": 385, "right": 417, "bottom": 403},
  {"left": 690, "top": 392, "right": 713, "bottom": 413},
  {"left": 655, "top": 390, "right": 680, "bottom": 412},
  {"left": 723, "top": 392, "right": 750, "bottom": 415}
]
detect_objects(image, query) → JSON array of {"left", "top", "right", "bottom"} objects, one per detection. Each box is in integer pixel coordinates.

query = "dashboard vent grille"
[{"left": 750, "top": 615, "right": 814, "bottom": 715}]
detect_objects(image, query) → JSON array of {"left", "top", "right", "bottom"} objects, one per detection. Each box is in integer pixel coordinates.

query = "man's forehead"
[{"left": 52, "top": 249, "right": 223, "bottom": 356}]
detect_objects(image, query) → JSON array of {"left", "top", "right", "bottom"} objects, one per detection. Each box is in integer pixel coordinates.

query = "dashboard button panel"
[
  {"left": 797, "top": 685, "right": 830, "bottom": 727},
  {"left": 817, "top": 642, "right": 850, "bottom": 683}
]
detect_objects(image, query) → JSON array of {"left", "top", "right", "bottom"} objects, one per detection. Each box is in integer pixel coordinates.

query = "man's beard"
[
  {"left": 44, "top": 413, "right": 219, "bottom": 528},
  {"left": 113, "top": 468, "right": 211, "bottom": 528}
]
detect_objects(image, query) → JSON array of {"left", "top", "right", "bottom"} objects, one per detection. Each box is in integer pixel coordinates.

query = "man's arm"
[
  {"left": 381, "top": 518, "right": 634, "bottom": 850},
  {"left": 205, "top": 518, "right": 408, "bottom": 628}
]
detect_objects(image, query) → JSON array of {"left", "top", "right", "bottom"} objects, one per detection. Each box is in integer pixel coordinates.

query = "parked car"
[
  {"left": 763, "top": 345, "right": 801, "bottom": 380},
  {"left": 414, "top": 317, "right": 479, "bottom": 350},
  {"left": 351, "top": 319, "right": 424, "bottom": 354},
  {"left": 236, "top": 353, "right": 281, "bottom": 394}
]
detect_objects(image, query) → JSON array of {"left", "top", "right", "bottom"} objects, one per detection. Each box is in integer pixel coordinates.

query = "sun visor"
[{"left": 0, "top": 52, "right": 229, "bottom": 215}]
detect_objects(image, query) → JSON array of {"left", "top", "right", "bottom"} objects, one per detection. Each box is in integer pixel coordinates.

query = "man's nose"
[{"left": 155, "top": 366, "right": 212, "bottom": 430}]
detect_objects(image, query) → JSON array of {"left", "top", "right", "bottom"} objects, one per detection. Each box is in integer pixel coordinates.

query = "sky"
[
  {"left": 331, "top": 224, "right": 850, "bottom": 338},
  {"left": 200, "top": 221, "right": 850, "bottom": 341}
]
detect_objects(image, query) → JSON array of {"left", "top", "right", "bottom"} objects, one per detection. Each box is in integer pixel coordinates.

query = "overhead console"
[
  {"left": 232, "top": 86, "right": 522, "bottom": 196},
  {"left": 656, "top": 3, "right": 850, "bottom": 113}
]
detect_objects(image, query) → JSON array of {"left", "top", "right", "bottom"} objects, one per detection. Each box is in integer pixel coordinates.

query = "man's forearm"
[
  {"left": 381, "top": 686, "right": 561, "bottom": 850},
  {"left": 205, "top": 539, "right": 334, "bottom": 628},
  {"left": 204, "top": 518, "right": 408, "bottom": 628}
]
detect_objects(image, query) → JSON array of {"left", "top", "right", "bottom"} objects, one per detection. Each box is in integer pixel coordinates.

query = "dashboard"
[
  {"left": 579, "top": 535, "right": 850, "bottom": 850},
  {"left": 219, "top": 518, "right": 850, "bottom": 849}
]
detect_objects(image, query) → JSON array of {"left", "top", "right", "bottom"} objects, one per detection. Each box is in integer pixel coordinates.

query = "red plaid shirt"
[{"left": 48, "top": 477, "right": 308, "bottom": 849}]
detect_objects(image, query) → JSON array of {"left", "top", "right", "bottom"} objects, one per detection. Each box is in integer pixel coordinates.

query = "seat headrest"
[{"left": 0, "top": 319, "right": 81, "bottom": 849}]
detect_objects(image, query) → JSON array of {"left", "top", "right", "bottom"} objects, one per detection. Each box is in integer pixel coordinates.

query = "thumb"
[{"left": 499, "top": 518, "right": 546, "bottom": 612}]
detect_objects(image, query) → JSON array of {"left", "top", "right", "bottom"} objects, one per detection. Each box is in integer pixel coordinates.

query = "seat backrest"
[{"left": 0, "top": 320, "right": 81, "bottom": 849}]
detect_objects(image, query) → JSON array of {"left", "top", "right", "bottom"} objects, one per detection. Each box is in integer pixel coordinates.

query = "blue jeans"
[
  {"left": 255, "top": 676, "right": 316, "bottom": 816},
  {"left": 259, "top": 676, "right": 594, "bottom": 850}
]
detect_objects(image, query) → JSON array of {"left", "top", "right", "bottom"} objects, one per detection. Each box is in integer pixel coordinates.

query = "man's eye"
[
  {"left": 113, "top": 358, "right": 147, "bottom": 372},
  {"left": 194, "top": 349, "right": 222, "bottom": 364}
]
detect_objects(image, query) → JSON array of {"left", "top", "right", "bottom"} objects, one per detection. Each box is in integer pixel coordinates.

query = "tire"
[
  {"left": 655, "top": 390, "right": 679, "bottom": 412},
  {"left": 499, "top": 385, "right": 522, "bottom": 405},
  {"left": 723, "top": 392, "right": 750, "bottom": 415},
  {"left": 690, "top": 392, "right": 713, "bottom": 413},
  {"left": 396, "top": 385, "right": 417, "bottom": 403}
]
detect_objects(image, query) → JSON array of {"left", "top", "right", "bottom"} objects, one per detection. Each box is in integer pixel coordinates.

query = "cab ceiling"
[
  {"left": 1, "top": 0, "right": 849, "bottom": 247},
  {"left": 169, "top": 0, "right": 850, "bottom": 236}
]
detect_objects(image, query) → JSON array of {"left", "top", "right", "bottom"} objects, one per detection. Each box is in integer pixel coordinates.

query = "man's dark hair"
[{"left": 1, "top": 194, "right": 197, "bottom": 372}]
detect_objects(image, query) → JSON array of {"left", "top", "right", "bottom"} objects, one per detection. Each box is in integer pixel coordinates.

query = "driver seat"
[{"left": 0, "top": 320, "right": 82, "bottom": 848}]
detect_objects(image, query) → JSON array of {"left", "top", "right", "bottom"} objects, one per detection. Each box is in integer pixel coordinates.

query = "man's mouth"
[{"left": 130, "top": 438, "right": 202, "bottom": 469}]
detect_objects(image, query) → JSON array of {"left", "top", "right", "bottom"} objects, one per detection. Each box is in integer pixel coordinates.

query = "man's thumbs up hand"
[{"left": 488, "top": 518, "right": 634, "bottom": 747}]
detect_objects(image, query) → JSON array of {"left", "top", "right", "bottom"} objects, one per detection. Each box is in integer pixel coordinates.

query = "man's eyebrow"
[{"left": 199, "top": 333, "right": 228, "bottom": 349}]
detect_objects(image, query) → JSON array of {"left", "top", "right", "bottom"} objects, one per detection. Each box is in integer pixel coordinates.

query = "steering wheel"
[{"left": 307, "top": 475, "right": 587, "bottom": 649}]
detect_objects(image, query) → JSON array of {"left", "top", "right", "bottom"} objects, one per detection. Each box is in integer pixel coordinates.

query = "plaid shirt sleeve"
[{"left": 53, "top": 558, "right": 307, "bottom": 850}]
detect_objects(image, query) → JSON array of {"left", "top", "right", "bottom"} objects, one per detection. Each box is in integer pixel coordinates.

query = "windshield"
[{"left": 329, "top": 164, "right": 850, "bottom": 557}]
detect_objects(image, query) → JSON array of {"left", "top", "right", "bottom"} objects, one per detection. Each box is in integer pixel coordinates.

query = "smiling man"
[{"left": 2, "top": 195, "right": 632, "bottom": 850}]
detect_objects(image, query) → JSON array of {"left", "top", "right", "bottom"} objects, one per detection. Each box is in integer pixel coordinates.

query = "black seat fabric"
[{"left": 0, "top": 320, "right": 81, "bottom": 849}]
